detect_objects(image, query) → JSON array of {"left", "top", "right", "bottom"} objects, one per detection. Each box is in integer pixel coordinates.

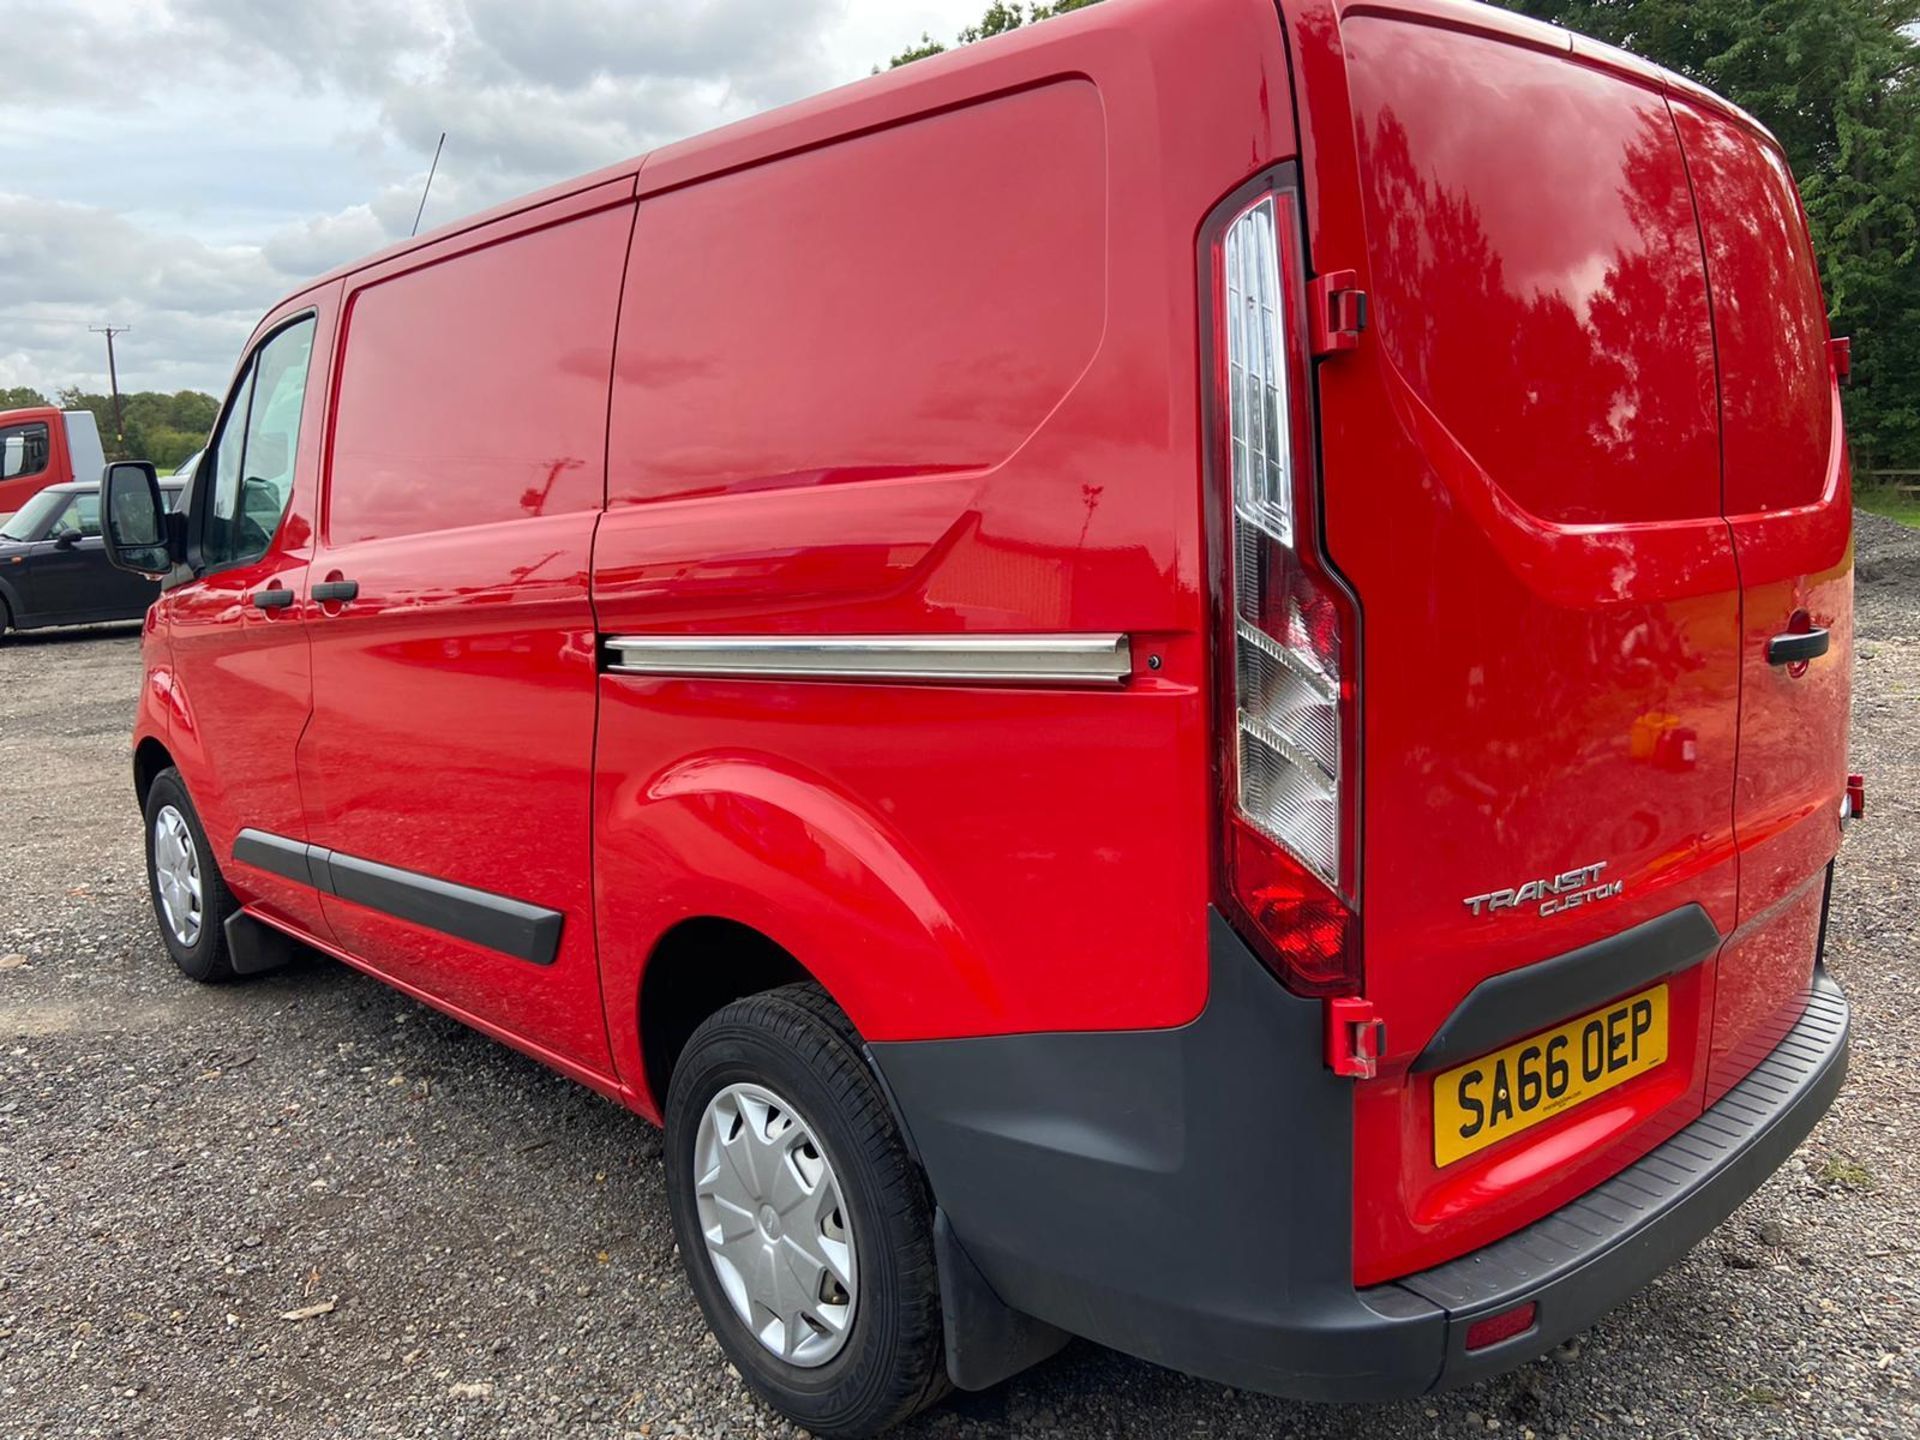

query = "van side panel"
[
  {"left": 594, "top": 0, "right": 1297, "bottom": 1067},
  {"left": 1309, "top": 6, "right": 1746, "bottom": 1284},
  {"left": 607, "top": 81, "right": 1105, "bottom": 511},
  {"left": 295, "top": 192, "right": 634, "bottom": 1077},
  {"left": 61, "top": 411, "right": 106, "bottom": 491},
  {"left": 1669, "top": 98, "right": 1853, "bottom": 1103}
]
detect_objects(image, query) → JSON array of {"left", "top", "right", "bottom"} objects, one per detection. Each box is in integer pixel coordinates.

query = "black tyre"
[
  {"left": 142, "top": 767, "right": 239, "bottom": 982},
  {"left": 664, "top": 984, "right": 948, "bottom": 1437}
]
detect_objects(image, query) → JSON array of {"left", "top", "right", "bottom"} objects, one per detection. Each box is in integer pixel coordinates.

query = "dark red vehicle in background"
[{"left": 100, "top": 0, "right": 1857, "bottom": 1433}]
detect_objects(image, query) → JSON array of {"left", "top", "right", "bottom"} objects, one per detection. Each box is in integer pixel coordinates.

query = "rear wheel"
[
  {"left": 664, "top": 984, "right": 948, "bottom": 1437},
  {"left": 142, "top": 768, "right": 238, "bottom": 982}
]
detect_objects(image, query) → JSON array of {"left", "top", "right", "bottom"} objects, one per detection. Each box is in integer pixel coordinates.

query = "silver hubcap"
[
  {"left": 152, "top": 805, "right": 203, "bottom": 947},
  {"left": 693, "top": 1082, "right": 857, "bottom": 1367}
]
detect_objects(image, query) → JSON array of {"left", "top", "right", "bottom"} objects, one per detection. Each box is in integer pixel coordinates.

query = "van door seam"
[
  {"left": 585, "top": 194, "right": 644, "bottom": 1099},
  {"left": 1665, "top": 91, "right": 1743, "bottom": 1084}
]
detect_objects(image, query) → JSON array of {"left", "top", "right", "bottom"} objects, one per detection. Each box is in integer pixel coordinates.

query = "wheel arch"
[
  {"left": 637, "top": 915, "right": 816, "bottom": 1118},
  {"left": 133, "top": 735, "right": 175, "bottom": 809},
  {"left": 600, "top": 748, "right": 999, "bottom": 1122}
]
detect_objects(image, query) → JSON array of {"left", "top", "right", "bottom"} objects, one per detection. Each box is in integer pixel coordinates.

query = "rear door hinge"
[
  {"left": 1309, "top": 270, "right": 1368, "bottom": 357},
  {"left": 1325, "top": 996, "right": 1385, "bottom": 1079},
  {"left": 1829, "top": 336, "right": 1852, "bottom": 386}
]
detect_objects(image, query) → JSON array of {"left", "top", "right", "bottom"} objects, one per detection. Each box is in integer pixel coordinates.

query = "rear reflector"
[{"left": 1463, "top": 1302, "right": 1538, "bottom": 1353}]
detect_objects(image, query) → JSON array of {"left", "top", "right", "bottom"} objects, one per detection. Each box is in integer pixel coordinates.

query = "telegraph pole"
[{"left": 89, "top": 324, "right": 130, "bottom": 443}]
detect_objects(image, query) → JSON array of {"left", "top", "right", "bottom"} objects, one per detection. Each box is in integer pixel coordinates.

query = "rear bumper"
[{"left": 869, "top": 912, "right": 1849, "bottom": 1399}]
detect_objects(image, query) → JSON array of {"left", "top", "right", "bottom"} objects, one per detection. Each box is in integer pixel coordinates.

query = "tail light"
[{"left": 1206, "top": 174, "right": 1361, "bottom": 997}]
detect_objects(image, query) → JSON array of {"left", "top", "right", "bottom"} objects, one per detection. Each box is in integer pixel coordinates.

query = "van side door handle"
[
  {"left": 1766, "top": 628, "right": 1829, "bottom": 666},
  {"left": 250, "top": 586, "right": 295, "bottom": 611},
  {"left": 311, "top": 579, "right": 359, "bottom": 604}
]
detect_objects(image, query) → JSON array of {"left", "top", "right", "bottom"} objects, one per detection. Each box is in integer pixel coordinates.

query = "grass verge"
[{"left": 1856, "top": 483, "right": 1920, "bottom": 528}]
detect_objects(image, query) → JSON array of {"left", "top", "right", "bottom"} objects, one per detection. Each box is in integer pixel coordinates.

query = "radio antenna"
[{"left": 411, "top": 132, "right": 447, "bottom": 238}]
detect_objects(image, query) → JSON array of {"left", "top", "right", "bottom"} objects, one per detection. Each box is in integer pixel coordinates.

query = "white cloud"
[{"left": 0, "top": 0, "right": 992, "bottom": 400}]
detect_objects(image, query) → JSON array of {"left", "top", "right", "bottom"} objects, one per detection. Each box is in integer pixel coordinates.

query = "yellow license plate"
[{"left": 1433, "top": 984, "right": 1669, "bottom": 1168}]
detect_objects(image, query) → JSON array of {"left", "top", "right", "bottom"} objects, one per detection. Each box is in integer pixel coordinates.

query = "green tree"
[
  {"left": 55, "top": 387, "right": 218, "bottom": 469},
  {"left": 887, "top": 0, "right": 1104, "bottom": 68},
  {"left": 1491, "top": 0, "right": 1920, "bottom": 470},
  {"left": 0, "top": 386, "right": 50, "bottom": 411}
]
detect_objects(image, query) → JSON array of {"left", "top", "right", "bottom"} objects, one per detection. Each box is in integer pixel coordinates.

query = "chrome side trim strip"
[{"left": 601, "top": 633, "right": 1132, "bottom": 686}]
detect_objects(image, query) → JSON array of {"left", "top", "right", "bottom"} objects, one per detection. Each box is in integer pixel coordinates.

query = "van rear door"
[
  {"left": 1667, "top": 92, "right": 1853, "bottom": 1103},
  {"left": 1291, "top": 3, "right": 1744, "bottom": 1284}
]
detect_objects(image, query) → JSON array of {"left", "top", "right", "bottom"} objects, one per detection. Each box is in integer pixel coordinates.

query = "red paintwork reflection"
[
  {"left": 594, "top": 0, "right": 1299, "bottom": 1087},
  {"left": 1672, "top": 100, "right": 1833, "bottom": 516},
  {"left": 594, "top": 668, "right": 1204, "bottom": 1062},
  {"left": 1317, "top": 7, "right": 1742, "bottom": 1283},
  {"left": 608, "top": 82, "right": 1105, "bottom": 510},
  {"left": 1673, "top": 97, "right": 1852, "bottom": 1098},
  {"left": 297, "top": 192, "right": 633, "bottom": 1076},
  {"left": 328, "top": 193, "right": 631, "bottom": 545}
]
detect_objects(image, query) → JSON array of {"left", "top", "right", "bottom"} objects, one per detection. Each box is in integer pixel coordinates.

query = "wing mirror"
[
  {"left": 100, "top": 461, "right": 181, "bottom": 578},
  {"left": 53, "top": 531, "right": 81, "bottom": 550}
]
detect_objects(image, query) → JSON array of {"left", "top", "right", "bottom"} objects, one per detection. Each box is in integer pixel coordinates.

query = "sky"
[{"left": 0, "top": 0, "right": 990, "bottom": 401}]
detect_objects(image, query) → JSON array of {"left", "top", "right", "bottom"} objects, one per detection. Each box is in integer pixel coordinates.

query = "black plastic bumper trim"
[
  {"left": 229, "top": 828, "right": 562, "bottom": 966},
  {"left": 873, "top": 914, "right": 1848, "bottom": 1401},
  {"left": 1411, "top": 904, "right": 1722, "bottom": 1073},
  {"left": 872, "top": 912, "right": 1440, "bottom": 1401},
  {"left": 1387, "top": 967, "right": 1848, "bottom": 1390}
]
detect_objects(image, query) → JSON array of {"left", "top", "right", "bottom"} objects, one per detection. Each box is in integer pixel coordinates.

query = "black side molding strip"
[
  {"left": 1410, "top": 904, "right": 1721, "bottom": 1073},
  {"left": 233, "top": 829, "right": 320, "bottom": 889},
  {"left": 326, "top": 851, "right": 563, "bottom": 965},
  {"left": 230, "top": 828, "right": 563, "bottom": 966}
]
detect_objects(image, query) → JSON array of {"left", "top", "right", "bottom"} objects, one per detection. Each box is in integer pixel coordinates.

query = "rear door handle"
[
  {"left": 1766, "top": 628, "right": 1829, "bottom": 666},
  {"left": 250, "top": 587, "right": 295, "bottom": 611},
  {"left": 311, "top": 579, "right": 359, "bottom": 603}
]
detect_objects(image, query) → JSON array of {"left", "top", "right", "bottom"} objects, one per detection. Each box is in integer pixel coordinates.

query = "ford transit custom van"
[{"left": 102, "top": 1, "right": 1857, "bottom": 1433}]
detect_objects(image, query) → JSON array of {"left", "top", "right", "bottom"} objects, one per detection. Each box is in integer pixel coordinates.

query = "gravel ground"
[{"left": 1, "top": 512, "right": 1915, "bottom": 1440}]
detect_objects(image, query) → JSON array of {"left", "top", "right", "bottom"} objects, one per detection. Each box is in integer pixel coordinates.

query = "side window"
[
  {"left": 1, "top": 422, "right": 50, "bottom": 481},
  {"left": 203, "top": 318, "right": 316, "bottom": 569},
  {"left": 48, "top": 493, "right": 101, "bottom": 539}
]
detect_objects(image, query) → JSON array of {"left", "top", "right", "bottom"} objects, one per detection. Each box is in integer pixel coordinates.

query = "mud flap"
[
  {"left": 224, "top": 910, "right": 294, "bottom": 976},
  {"left": 935, "top": 1208, "right": 1070, "bottom": 1391}
]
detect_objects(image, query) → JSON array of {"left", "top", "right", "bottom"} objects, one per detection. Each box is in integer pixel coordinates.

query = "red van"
[
  {"left": 101, "top": 0, "right": 1856, "bottom": 1432},
  {"left": 0, "top": 405, "right": 107, "bottom": 521}
]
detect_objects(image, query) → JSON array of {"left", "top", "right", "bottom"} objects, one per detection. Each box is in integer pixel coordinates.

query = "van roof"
[
  {"left": 287, "top": 0, "right": 1780, "bottom": 311},
  {"left": 291, "top": 0, "right": 1119, "bottom": 300}
]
